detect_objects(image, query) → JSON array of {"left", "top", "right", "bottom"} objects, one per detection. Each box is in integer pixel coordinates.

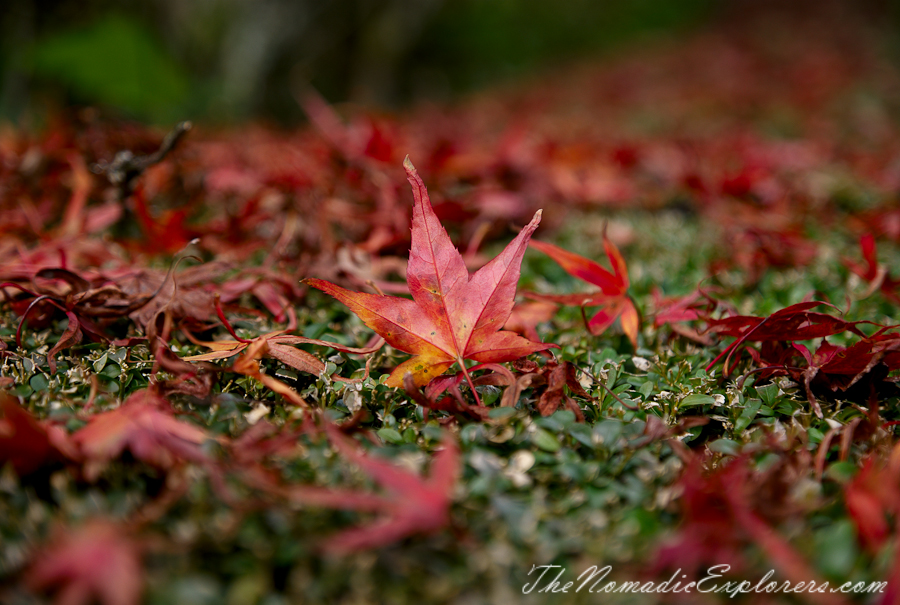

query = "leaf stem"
[{"left": 457, "top": 358, "right": 484, "bottom": 407}]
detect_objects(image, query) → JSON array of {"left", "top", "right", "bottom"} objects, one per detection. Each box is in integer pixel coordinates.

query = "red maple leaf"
[
  {"left": 704, "top": 301, "right": 865, "bottom": 377},
  {"left": 25, "top": 520, "right": 143, "bottom": 605},
  {"left": 844, "top": 456, "right": 897, "bottom": 554},
  {"left": 287, "top": 425, "right": 460, "bottom": 553},
  {"left": 0, "top": 394, "right": 75, "bottom": 476},
  {"left": 842, "top": 447, "right": 900, "bottom": 604},
  {"left": 845, "top": 233, "right": 900, "bottom": 304},
  {"left": 504, "top": 300, "right": 558, "bottom": 343},
  {"left": 71, "top": 389, "right": 214, "bottom": 480},
  {"left": 747, "top": 331, "right": 900, "bottom": 418},
  {"left": 306, "top": 157, "right": 555, "bottom": 395},
  {"left": 657, "top": 455, "right": 849, "bottom": 605},
  {"left": 526, "top": 231, "right": 639, "bottom": 346},
  {"left": 649, "top": 287, "right": 723, "bottom": 345}
]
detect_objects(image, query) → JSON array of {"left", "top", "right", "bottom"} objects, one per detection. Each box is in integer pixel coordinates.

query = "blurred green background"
[{"left": 0, "top": 0, "right": 719, "bottom": 126}]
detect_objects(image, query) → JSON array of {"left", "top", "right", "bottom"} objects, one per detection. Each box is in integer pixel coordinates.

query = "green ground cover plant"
[{"left": 2, "top": 4, "right": 900, "bottom": 604}]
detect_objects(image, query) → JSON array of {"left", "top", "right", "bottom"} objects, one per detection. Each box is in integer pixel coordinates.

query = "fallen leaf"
[
  {"left": 845, "top": 457, "right": 896, "bottom": 553},
  {"left": 845, "top": 233, "right": 900, "bottom": 304},
  {"left": 0, "top": 393, "right": 74, "bottom": 476},
  {"left": 656, "top": 454, "right": 848, "bottom": 605},
  {"left": 185, "top": 329, "right": 326, "bottom": 375},
  {"left": 841, "top": 442, "right": 900, "bottom": 605},
  {"left": 403, "top": 373, "right": 491, "bottom": 422},
  {"left": 726, "top": 227, "right": 818, "bottom": 285},
  {"left": 228, "top": 338, "right": 311, "bottom": 409},
  {"left": 704, "top": 301, "right": 864, "bottom": 376},
  {"left": 181, "top": 297, "right": 383, "bottom": 384},
  {"left": 504, "top": 300, "right": 558, "bottom": 343},
  {"left": 25, "top": 520, "right": 143, "bottom": 605},
  {"left": 71, "top": 389, "right": 213, "bottom": 480},
  {"left": 527, "top": 231, "right": 640, "bottom": 347},
  {"left": 650, "top": 287, "right": 721, "bottom": 344},
  {"left": 789, "top": 333, "right": 900, "bottom": 417},
  {"left": 2, "top": 264, "right": 176, "bottom": 372},
  {"left": 306, "top": 157, "right": 555, "bottom": 389},
  {"left": 507, "top": 358, "right": 589, "bottom": 419},
  {"left": 288, "top": 425, "right": 460, "bottom": 553}
]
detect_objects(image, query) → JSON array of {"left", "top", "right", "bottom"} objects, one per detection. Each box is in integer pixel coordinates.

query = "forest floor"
[{"left": 2, "top": 3, "right": 900, "bottom": 604}]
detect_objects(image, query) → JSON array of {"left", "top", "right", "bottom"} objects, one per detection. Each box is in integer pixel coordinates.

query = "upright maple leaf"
[
  {"left": 306, "top": 157, "right": 555, "bottom": 389},
  {"left": 526, "top": 232, "right": 639, "bottom": 347}
]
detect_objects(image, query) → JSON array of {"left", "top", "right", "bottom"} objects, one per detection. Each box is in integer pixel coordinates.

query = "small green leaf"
[
  {"left": 814, "top": 520, "right": 858, "bottom": 578},
  {"left": 376, "top": 428, "right": 403, "bottom": 444},
  {"left": 29, "top": 374, "right": 49, "bottom": 392},
  {"left": 755, "top": 383, "right": 780, "bottom": 407},
  {"left": 422, "top": 424, "right": 444, "bottom": 442},
  {"left": 488, "top": 407, "right": 516, "bottom": 419},
  {"left": 775, "top": 402, "right": 796, "bottom": 415},
  {"left": 302, "top": 323, "right": 328, "bottom": 339},
  {"left": 594, "top": 420, "right": 623, "bottom": 449},
  {"left": 551, "top": 410, "right": 576, "bottom": 427},
  {"left": 275, "top": 368, "right": 298, "bottom": 381},
  {"left": 825, "top": 461, "right": 858, "bottom": 483},
  {"left": 532, "top": 428, "right": 561, "bottom": 452},
  {"left": 100, "top": 363, "right": 121, "bottom": 379},
  {"left": 682, "top": 425, "right": 703, "bottom": 443},
  {"left": 679, "top": 393, "right": 715, "bottom": 407},
  {"left": 708, "top": 439, "right": 740, "bottom": 456},
  {"left": 734, "top": 398, "right": 762, "bottom": 433},
  {"left": 605, "top": 366, "right": 618, "bottom": 387},
  {"left": 755, "top": 452, "right": 781, "bottom": 472},
  {"left": 536, "top": 412, "right": 571, "bottom": 432},
  {"left": 460, "top": 424, "right": 483, "bottom": 445},
  {"left": 567, "top": 423, "right": 594, "bottom": 448},
  {"left": 808, "top": 427, "right": 825, "bottom": 444}
]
